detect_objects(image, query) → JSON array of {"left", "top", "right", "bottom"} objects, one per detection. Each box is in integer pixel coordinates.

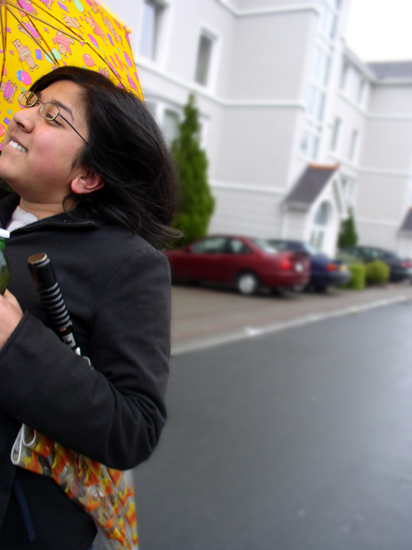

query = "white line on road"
[{"left": 171, "top": 295, "right": 409, "bottom": 356}]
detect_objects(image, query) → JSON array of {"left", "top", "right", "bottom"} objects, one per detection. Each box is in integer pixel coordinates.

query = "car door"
[
  {"left": 223, "top": 238, "right": 254, "bottom": 282},
  {"left": 190, "top": 237, "right": 229, "bottom": 282}
]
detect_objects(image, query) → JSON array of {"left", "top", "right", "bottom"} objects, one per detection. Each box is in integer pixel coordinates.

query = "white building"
[{"left": 104, "top": 0, "right": 412, "bottom": 257}]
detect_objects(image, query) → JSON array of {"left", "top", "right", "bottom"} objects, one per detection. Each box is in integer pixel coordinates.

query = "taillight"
[
  {"left": 402, "top": 261, "right": 410, "bottom": 267},
  {"left": 326, "top": 263, "right": 338, "bottom": 272},
  {"left": 280, "top": 257, "right": 293, "bottom": 270}
]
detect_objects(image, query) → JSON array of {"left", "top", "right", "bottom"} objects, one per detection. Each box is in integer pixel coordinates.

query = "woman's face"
[{"left": 0, "top": 80, "right": 89, "bottom": 209}]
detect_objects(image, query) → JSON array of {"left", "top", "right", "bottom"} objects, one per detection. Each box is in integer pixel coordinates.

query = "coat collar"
[{"left": 0, "top": 192, "right": 101, "bottom": 232}]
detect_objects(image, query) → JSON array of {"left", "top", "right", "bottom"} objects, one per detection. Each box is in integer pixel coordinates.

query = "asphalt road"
[{"left": 95, "top": 299, "right": 412, "bottom": 550}]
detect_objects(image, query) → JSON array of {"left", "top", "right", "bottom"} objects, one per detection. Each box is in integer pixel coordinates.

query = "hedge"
[
  {"left": 341, "top": 263, "right": 366, "bottom": 290},
  {"left": 365, "top": 260, "right": 390, "bottom": 285}
]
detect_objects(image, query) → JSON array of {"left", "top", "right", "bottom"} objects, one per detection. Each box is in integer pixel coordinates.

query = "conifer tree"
[
  {"left": 338, "top": 208, "right": 358, "bottom": 248},
  {"left": 171, "top": 94, "right": 215, "bottom": 247}
]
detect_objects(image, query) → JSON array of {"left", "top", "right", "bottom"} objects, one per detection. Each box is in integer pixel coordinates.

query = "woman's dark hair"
[{"left": 31, "top": 66, "right": 179, "bottom": 248}]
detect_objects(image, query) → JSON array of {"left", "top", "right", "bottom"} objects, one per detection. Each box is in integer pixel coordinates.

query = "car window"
[
  {"left": 382, "top": 251, "right": 397, "bottom": 261},
  {"left": 342, "top": 246, "right": 356, "bottom": 255},
  {"left": 228, "top": 239, "right": 252, "bottom": 254},
  {"left": 192, "top": 237, "right": 227, "bottom": 254},
  {"left": 269, "top": 241, "right": 290, "bottom": 252},
  {"left": 368, "top": 249, "right": 382, "bottom": 259},
  {"left": 358, "top": 247, "right": 374, "bottom": 259},
  {"left": 252, "top": 239, "right": 279, "bottom": 254}
]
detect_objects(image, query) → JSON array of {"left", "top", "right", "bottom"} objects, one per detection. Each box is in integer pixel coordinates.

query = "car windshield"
[{"left": 252, "top": 239, "right": 279, "bottom": 254}]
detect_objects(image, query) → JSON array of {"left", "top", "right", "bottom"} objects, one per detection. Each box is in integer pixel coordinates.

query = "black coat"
[{"left": 0, "top": 193, "right": 171, "bottom": 549}]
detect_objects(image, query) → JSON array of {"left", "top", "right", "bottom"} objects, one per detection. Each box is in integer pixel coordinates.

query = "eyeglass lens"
[
  {"left": 40, "top": 104, "right": 58, "bottom": 121},
  {"left": 19, "top": 91, "right": 36, "bottom": 106}
]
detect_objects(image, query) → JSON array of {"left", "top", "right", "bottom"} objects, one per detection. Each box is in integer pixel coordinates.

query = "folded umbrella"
[{"left": 10, "top": 253, "right": 139, "bottom": 550}]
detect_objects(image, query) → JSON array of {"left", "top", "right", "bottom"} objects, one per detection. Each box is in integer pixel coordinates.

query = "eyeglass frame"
[{"left": 18, "top": 91, "right": 89, "bottom": 145}]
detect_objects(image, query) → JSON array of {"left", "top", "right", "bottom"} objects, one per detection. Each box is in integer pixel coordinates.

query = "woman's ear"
[{"left": 70, "top": 171, "right": 105, "bottom": 195}]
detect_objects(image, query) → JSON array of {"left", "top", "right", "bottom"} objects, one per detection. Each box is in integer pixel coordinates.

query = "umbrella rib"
[
  {"left": 25, "top": 12, "right": 60, "bottom": 65},
  {"left": 4, "top": 4, "right": 60, "bottom": 65},
  {"left": 0, "top": 7, "right": 5, "bottom": 54},
  {"left": 20, "top": 0, "right": 90, "bottom": 44},
  {"left": 0, "top": 6, "right": 6, "bottom": 86},
  {"left": 5, "top": 5, "right": 84, "bottom": 44},
  {"left": 85, "top": 43, "right": 123, "bottom": 86},
  {"left": 0, "top": 8, "right": 5, "bottom": 57}
]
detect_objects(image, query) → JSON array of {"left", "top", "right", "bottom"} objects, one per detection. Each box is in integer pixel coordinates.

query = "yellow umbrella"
[{"left": 0, "top": 0, "right": 143, "bottom": 146}]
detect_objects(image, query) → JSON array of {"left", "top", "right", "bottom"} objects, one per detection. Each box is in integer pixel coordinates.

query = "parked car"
[
  {"left": 165, "top": 235, "right": 310, "bottom": 295},
  {"left": 268, "top": 239, "right": 351, "bottom": 291},
  {"left": 339, "top": 245, "right": 412, "bottom": 283}
]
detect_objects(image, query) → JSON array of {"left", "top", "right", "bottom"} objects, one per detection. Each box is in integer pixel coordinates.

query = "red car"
[{"left": 165, "top": 235, "right": 310, "bottom": 295}]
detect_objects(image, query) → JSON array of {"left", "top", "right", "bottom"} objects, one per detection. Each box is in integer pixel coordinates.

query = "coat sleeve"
[{"left": 0, "top": 246, "right": 171, "bottom": 470}]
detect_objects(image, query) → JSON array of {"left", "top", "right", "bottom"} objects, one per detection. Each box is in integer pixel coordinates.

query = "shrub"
[
  {"left": 365, "top": 260, "right": 390, "bottom": 285},
  {"left": 341, "top": 263, "right": 366, "bottom": 290},
  {"left": 338, "top": 208, "right": 358, "bottom": 248},
  {"left": 171, "top": 94, "right": 215, "bottom": 247}
]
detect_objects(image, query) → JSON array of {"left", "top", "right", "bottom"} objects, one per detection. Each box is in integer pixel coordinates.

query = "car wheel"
[{"left": 236, "top": 272, "right": 260, "bottom": 296}]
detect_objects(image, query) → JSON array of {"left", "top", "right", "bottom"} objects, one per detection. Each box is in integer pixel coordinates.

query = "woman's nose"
[{"left": 13, "top": 107, "right": 36, "bottom": 132}]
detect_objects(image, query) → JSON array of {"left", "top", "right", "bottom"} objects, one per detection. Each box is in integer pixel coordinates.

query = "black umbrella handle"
[{"left": 28, "top": 252, "right": 80, "bottom": 354}]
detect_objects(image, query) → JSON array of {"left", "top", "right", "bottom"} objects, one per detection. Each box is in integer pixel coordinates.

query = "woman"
[{"left": 0, "top": 66, "right": 178, "bottom": 549}]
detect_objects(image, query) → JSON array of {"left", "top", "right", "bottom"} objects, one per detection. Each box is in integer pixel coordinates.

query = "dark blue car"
[{"left": 269, "top": 239, "right": 350, "bottom": 291}]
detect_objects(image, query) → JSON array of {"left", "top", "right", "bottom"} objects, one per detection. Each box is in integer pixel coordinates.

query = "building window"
[
  {"left": 318, "top": 1, "right": 337, "bottom": 40},
  {"left": 307, "top": 85, "right": 325, "bottom": 122},
  {"left": 162, "top": 109, "right": 180, "bottom": 147},
  {"left": 300, "top": 129, "right": 319, "bottom": 160},
  {"left": 139, "top": 0, "right": 164, "bottom": 61},
  {"left": 349, "top": 129, "right": 359, "bottom": 161},
  {"left": 312, "top": 45, "right": 331, "bottom": 87},
  {"left": 330, "top": 117, "right": 341, "bottom": 152},
  {"left": 340, "top": 61, "right": 349, "bottom": 91},
  {"left": 195, "top": 32, "right": 214, "bottom": 86}
]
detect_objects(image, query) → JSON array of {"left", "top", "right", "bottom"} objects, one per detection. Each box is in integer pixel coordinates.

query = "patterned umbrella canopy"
[{"left": 0, "top": 0, "right": 143, "bottom": 147}]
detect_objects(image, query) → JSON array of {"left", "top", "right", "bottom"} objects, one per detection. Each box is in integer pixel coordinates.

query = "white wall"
[
  {"left": 215, "top": 108, "right": 301, "bottom": 186},
  {"left": 208, "top": 188, "right": 283, "bottom": 237},
  {"left": 354, "top": 82, "right": 412, "bottom": 248}
]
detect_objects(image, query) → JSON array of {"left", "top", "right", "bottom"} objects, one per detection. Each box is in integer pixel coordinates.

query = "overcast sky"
[{"left": 344, "top": 0, "right": 412, "bottom": 62}]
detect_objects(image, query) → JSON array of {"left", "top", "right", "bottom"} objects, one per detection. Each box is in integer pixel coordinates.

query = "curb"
[{"left": 171, "top": 295, "right": 410, "bottom": 356}]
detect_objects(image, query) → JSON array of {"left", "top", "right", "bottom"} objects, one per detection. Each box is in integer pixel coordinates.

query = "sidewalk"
[{"left": 171, "top": 283, "right": 412, "bottom": 355}]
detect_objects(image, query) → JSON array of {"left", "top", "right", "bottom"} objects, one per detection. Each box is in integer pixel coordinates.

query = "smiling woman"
[{"left": 0, "top": 66, "right": 178, "bottom": 550}]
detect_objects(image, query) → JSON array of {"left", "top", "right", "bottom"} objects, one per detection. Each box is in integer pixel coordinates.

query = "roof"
[
  {"left": 368, "top": 61, "right": 412, "bottom": 80},
  {"left": 400, "top": 208, "right": 412, "bottom": 233},
  {"left": 284, "top": 164, "right": 339, "bottom": 207}
]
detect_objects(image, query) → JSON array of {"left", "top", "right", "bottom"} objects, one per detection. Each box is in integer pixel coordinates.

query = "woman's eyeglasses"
[{"left": 18, "top": 91, "right": 88, "bottom": 145}]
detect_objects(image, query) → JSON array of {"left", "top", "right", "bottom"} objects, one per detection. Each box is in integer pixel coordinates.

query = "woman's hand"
[{"left": 0, "top": 290, "right": 24, "bottom": 349}]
